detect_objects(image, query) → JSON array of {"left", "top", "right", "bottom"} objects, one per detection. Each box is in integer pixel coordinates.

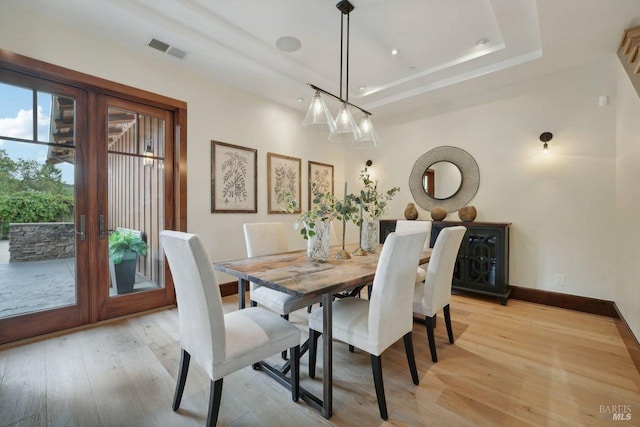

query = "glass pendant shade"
[
  {"left": 352, "top": 114, "right": 379, "bottom": 149},
  {"left": 302, "top": 92, "right": 336, "bottom": 134},
  {"left": 329, "top": 103, "right": 361, "bottom": 143}
]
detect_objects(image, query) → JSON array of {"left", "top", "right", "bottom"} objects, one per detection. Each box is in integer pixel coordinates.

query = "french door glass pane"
[
  {"left": 0, "top": 88, "right": 77, "bottom": 319},
  {"left": 107, "top": 106, "right": 165, "bottom": 297},
  {"left": 0, "top": 82, "right": 33, "bottom": 140}
]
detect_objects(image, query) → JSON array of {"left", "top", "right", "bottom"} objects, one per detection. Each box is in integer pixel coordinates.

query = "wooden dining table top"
[{"left": 214, "top": 243, "right": 432, "bottom": 300}]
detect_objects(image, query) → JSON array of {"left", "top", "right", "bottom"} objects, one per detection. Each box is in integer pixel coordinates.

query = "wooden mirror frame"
[{"left": 409, "top": 146, "right": 479, "bottom": 212}]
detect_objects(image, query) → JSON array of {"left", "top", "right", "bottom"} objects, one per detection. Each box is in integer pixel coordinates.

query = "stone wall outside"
[{"left": 9, "top": 222, "right": 75, "bottom": 262}]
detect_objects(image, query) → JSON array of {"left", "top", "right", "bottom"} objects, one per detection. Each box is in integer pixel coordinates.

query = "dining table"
[{"left": 214, "top": 243, "right": 431, "bottom": 419}]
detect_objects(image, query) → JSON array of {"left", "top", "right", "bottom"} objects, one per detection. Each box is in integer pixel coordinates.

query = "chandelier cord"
[
  {"left": 346, "top": 12, "right": 350, "bottom": 102},
  {"left": 338, "top": 4, "right": 351, "bottom": 102},
  {"left": 339, "top": 9, "right": 344, "bottom": 100}
]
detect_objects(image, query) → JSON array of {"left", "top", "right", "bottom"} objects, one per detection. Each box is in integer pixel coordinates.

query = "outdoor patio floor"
[
  {"left": 0, "top": 256, "right": 76, "bottom": 318},
  {"left": 0, "top": 241, "right": 160, "bottom": 319}
]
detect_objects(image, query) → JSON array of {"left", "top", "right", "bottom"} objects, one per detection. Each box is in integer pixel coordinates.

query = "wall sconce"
[
  {"left": 364, "top": 159, "right": 376, "bottom": 179},
  {"left": 539, "top": 132, "right": 552, "bottom": 154},
  {"left": 143, "top": 141, "right": 154, "bottom": 167}
]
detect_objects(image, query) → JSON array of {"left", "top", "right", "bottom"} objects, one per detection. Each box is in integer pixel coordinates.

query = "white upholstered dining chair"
[
  {"left": 307, "top": 231, "right": 428, "bottom": 420},
  {"left": 160, "top": 230, "right": 301, "bottom": 426},
  {"left": 244, "top": 222, "right": 322, "bottom": 358},
  {"left": 413, "top": 225, "right": 466, "bottom": 363},
  {"left": 394, "top": 219, "right": 432, "bottom": 283},
  {"left": 243, "top": 222, "right": 323, "bottom": 316}
]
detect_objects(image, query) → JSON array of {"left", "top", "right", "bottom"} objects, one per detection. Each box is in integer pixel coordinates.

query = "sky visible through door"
[{"left": 0, "top": 82, "right": 74, "bottom": 184}]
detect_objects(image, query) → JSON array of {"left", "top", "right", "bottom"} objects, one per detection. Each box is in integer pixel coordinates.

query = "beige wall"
[
  {"left": 615, "top": 64, "right": 640, "bottom": 337},
  {"left": 345, "top": 60, "right": 619, "bottom": 302}
]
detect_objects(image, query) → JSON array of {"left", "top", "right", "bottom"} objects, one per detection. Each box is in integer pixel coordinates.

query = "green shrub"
[{"left": 0, "top": 190, "right": 74, "bottom": 239}]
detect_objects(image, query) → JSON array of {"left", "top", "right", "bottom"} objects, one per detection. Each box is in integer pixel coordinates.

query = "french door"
[
  {"left": 97, "top": 97, "right": 175, "bottom": 319},
  {"left": 0, "top": 69, "right": 90, "bottom": 343},
  {"left": 0, "top": 57, "right": 182, "bottom": 344}
]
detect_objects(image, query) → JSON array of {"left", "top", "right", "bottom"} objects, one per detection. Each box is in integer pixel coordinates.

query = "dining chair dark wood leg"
[
  {"left": 173, "top": 348, "right": 191, "bottom": 411},
  {"left": 443, "top": 304, "right": 454, "bottom": 344},
  {"left": 425, "top": 315, "right": 438, "bottom": 363},
  {"left": 370, "top": 354, "right": 388, "bottom": 420},
  {"left": 290, "top": 345, "right": 300, "bottom": 402},
  {"left": 308, "top": 328, "right": 321, "bottom": 378},
  {"left": 403, "top": 332, "right": 419, "bottom": 385},
  {"left": 206, "top": 378, "right": 223, "bottom": 427}
]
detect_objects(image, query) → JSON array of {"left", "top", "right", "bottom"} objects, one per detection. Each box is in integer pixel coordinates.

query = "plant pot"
[{"left": 109, "top": 250, "right": 138, "bottom": 294}]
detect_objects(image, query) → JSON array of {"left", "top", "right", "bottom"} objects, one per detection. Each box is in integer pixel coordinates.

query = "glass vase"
[
  {"left": 307, "top": 221, "right": 331, "bottom": 262},
  {"left": 361, "top": 219, "right": 379, "bottom": 253}
]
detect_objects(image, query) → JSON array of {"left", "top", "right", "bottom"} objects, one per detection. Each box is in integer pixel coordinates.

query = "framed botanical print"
[
  {"left": 211, "top": 140, "right": 257, "bottom": 213},
  {"left": 267, "top": 152, "right": 301, "bottom": 214},
  {"left": 308, "top": 161, "right": 334, "bottom": 209}
]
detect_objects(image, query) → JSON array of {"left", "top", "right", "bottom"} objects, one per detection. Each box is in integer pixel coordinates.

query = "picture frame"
[
  {"left": 308, "top": 161, "right": 334, "bottom": 209},
  {"left": 267, "top": 152, "right": 301, "bottom": 214},
  {"left": 211, "top": 140, "right": 257, "bottom": 213}
]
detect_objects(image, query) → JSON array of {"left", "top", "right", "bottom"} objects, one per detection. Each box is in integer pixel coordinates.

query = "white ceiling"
[{"left": 12, "top": 0, "right": 640, "bottom": 121}]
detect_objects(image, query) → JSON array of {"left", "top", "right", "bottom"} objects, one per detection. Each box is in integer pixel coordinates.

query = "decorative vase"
[
  {"left": 404, "top": 202, "right": 418, "bottom": 220},
  {"left": 431, "top": 206, "right": 447, "bottom": 221},
  {"left": 307, "top": 221, "right": 331, "bottom": 262},
  {"left": 361, "top": 220, "right": 379, "bottom": 253},
  {"left": 458, "top": 205, "right": 477, "bottom": 222}
]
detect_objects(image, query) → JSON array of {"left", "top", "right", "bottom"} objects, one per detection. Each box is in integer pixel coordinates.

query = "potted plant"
[{"left": 108, "top": 229, "right": 148, "bottom": 294}]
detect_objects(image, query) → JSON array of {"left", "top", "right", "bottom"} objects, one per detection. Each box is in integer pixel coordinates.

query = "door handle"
[
  {"left": 99, "top": 214, "right": 106, "bottom": 240},
  {"left": 76, "top": 214, "right": 86, "bottom": 241}
]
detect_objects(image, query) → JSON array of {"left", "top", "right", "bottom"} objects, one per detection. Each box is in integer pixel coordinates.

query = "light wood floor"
[{"left": 0, "top": 295, "right": 638, "bottom": 426}]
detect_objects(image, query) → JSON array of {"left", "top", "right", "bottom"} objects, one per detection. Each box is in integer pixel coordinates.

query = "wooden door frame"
[{"left": 0, "top": 49, "right": 187, "bottom": 332}]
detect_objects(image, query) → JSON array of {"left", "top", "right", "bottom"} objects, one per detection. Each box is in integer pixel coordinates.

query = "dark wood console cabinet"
[{"left": 380, "top": 219, "right": 511, "bottom": 305}]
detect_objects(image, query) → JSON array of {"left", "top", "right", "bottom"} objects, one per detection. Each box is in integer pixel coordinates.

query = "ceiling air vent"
[
  {"left": 148, "top": 38, "right": 170, "bottom": 53},
  {"left": 147, "top": 38, "right": 188, "bottom": 60},
  {"left": 167, "top": 46, "right": 188, "bottom": 59}
]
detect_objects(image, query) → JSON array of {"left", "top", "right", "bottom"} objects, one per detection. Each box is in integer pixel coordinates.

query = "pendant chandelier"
[{"left": 301, "top": 0, "right": 379, "bottom": 149}]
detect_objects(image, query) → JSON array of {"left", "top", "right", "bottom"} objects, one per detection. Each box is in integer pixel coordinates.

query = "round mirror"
[
  {"left": 409, "top": 146, "right": 479, "bottom": 212},
  {"left": 422, "top": 161, "right": 462, "bottom": 200}
]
